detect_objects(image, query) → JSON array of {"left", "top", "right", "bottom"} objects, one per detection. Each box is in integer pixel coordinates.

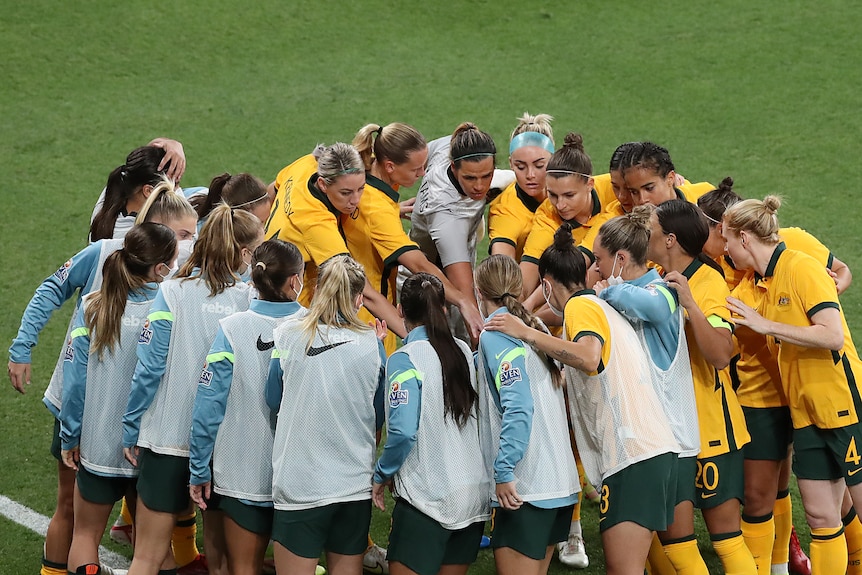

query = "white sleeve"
[{"left": 427, "top": 210, "right": 474, "bottom": 268}]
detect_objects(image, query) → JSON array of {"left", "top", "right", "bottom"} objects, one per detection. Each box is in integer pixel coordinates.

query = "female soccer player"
[
  {"left": 486, "top": 225, "right": 680, "bottom": 575},
  {"left": 617, "top": 142, "right": 713, "bottom": 209},
  {"left": 122, "top": 204, "right": 262, "bottom": 575},
  {"left": 592, "top": 210, "right": 706, "bottom": 574},
  {"left": 488, "top": 113, "right": 556, "bottom": 260},
  {"left": 724, "top": 196, "right": 862, "bottom": 574},
  {"left": 347, "top": 122, "right": 483, "bottom": 353},
  {"left": 188, "top": 239, "right": 305, "bottom": 575},
  {"left": 407, "top": 122, "right": 497, "bottom": 343},
  {"left": 519, "top": 133, "right": 615, "bottom": 302},
  {"left": 474, "top": 255, "right": 579, "bottom": 575},
  {"left": 264, "top": 142, "right": 405, "bottom": 341},
  {"left": 7, "top": 180, "right": 197, "bottom": 575},
  {"left": 647, "top": 200, "right": 756, "bottom": 574},
  {"left": 371, "top": 272, "right": 489, "bottom": 575},
  {"left": 59, "top": 223, "right": 177, "bottom": 575},
  {"left": 267, "top": 255, "right": 386, "bottom": 575}
]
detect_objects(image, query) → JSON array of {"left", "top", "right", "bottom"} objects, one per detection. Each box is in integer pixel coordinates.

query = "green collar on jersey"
[{"left": 365, "top": 173, "right": 400, "bottom": 203}]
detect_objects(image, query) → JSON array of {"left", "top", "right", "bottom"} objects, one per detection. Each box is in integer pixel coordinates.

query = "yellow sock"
[
  {"left": 741, "top": 513, "right": 775, "bottom": 575},
  {"left": 571, "top": 498, "right": 582, "bottom": 523},
  {"left": 366, "top": 534, "right": 375, "bottom": 553},
  {"left": 171, "top": 511, "right": 199, "bottom": 567},
  {"left": 663, "top": 536, "right": 709, "bottom": 575},
  {"left": 844, "top": 510, "right": 862, "bottom": 575},
  {"left": 771, "top": 489, "right": 792, "bottom": 566},
  {"left": 810, "top": 526, "right": 846, "bottom": 575},
  {"left": 647, "top": 532, "right": 677, "bottom": 575},
  {"left": 40, "top": 557, "right": 66, "bottom": 575},
  {"left": 120, "top": 497, "right": 133, "bottom": 525},
  {"left": 712, "top": 531, "right": 757, "bottom": 575}
]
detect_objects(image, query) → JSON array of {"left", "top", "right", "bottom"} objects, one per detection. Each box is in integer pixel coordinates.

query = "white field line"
[{"left": 0, "top": 493, "right": 131, "bottom": 569}]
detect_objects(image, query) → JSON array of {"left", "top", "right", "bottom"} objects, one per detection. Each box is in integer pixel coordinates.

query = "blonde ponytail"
[{"left": 301, "top": 255, "right": 370, "bottom": 350}]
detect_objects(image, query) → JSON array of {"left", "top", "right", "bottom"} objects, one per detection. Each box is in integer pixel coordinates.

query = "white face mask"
[
  {"left": 158, "top": 260, "right": 178, "bottom": 281},
  {"left": 606, "top": 255, "right": 624, "bottom": 286},
  {"left": 176, "top": 239, "right": 194, "bottom": 269},
  {"left": 239, "top": 260, "right": 253, "bottom": 283},
  {"left": 293, "top": 276, "right": 303, "bottom": 301},
  {"left": 542, "top": 280, "right": 565, "bottom": 317},
  {"left": 474, "top": 288, "right": 487, "bottom": 322}
]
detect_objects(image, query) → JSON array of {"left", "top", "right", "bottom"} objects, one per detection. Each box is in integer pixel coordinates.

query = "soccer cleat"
[
  {"left": 362, "top": 543, "right": 389, "bottom": 574},
  {"left": 109, "top": 516, "right": 133, "bottom": 546},
  {"left": 557, "top": 533, "right": 589, "bottom": 569},
  {"left": 177, "top": 554, "right": 208, "bottom": 575},
  {"left": 788, "top": 528, "right": 811, "bottom": 575},
  {"left": 99, "top": 567, "right": 128, "bottom": 575},
  {"left": 479, "top": 535, "right": 491, "bottom": 549}
]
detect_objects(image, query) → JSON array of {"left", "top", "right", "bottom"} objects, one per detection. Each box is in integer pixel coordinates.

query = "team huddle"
[{"left": 7, "top": 115, "right": 862, "bottom": 575}]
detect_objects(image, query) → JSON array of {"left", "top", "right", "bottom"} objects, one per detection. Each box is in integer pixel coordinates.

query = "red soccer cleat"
[
  {"left": 789, "top": 528, "right": 811, "bottom": 575},
  {"left": 177, "top": 554, "right": 208, "bottom": 575}
]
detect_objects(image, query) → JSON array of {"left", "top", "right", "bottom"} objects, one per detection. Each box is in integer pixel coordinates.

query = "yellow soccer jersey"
[
  {"left": 488, "top": 182, "right": 542, "bottom": 259},
  {"left": 728, "top": 233, "right": 832, "bottom": 408},
  {"left": 677, "top": 181, "right": 714, "bottom": 204},
  {"left": 521, "top": 190, "right": 615, "bottom": 264},
  {"left": 754, "top": 245, "right": 862, "bottom": 430},
  {"left": 680, "top": 259, "right": 750, "bottom": 458},
  {"left": 344, "top": 174, "right": 419, "bottom": 353},
  {"left": 563, "top": 290, "right": 611, "bottom": 376},
  {"left": 265, "top": 160, "right": 349, "bottom": 308},
  {"left": 730, "top": 273, "right": 786, "bottom": 408},
  {"left": 265, "top": 153, "right": 320, "bottom": 248},
  {"left": 592, "top": 173, "right": 616, "bottom": 211}
]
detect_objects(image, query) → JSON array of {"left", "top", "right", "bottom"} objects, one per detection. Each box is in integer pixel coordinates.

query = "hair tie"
[
  {"left": 232, "top": 194, "right": 269, "bottom": 209},
  {"left": 502, "top": 292, "right": 517, "bottom": 300},
  {"left": 375, "top": 126, "right": 383, "bottom": 136},
  {"left": 255, "top": 261, "right": 267, "bottom": 270},
  {"left": 452, "top": 152, "right": 494, "bottom": 162}
]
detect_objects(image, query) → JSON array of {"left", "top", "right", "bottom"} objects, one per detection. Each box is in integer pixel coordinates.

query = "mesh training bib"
[
  {"left": 478, "top": 339, "right": 580, "bottom": 503},
  {"left": 138, "top": 278, "right": 252, "bottom": 456},
  {"left": 391, "top": 339, "right": 491, "bottom": 529},
  {"left": 565, "top": 296, "right": 680, "bottom": 486},
  {"left": 271, "top": 320, "right": 382, "bottom": 511},
  {"left": 212, "top": 308, "right": 305, "bottom": 501},
  {"left": 44, "top": 239, "right": 123, "bottom": 411},
  {"left": 80, "top": 296, "right": 154, "bottom": 477}
]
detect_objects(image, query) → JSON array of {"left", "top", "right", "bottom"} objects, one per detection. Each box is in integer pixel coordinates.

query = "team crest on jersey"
[
  {"left": 63, "top": 338, "right": 74, "bottom": 362},
  {"left": 198, "top": 363, "right": 213, "bottom": 386},
  {"left": 499, "top": 361, "right": 522, "bottom": 388},
  {"left": 777, "top": 293, "right": 791, "bottom": 307},
  {"left": 389, "top": 381, "right": 409, "bottom": 408},
  {"left": 54, "top": 260, "right": 73, "bottom": 283},
  {"left": 138, "top": 319, "right": 153, "bottom": 345}
]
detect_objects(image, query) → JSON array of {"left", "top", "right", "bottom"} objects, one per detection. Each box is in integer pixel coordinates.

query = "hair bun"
[
  {"left": 563, "top": 132, "right": 585, "bottom": 151},
  {"left": 453, "top": 122, "right": 478, "bottom": 137},
  {"left": 762, "top": 195, "right": 782, "bottom": 214},
  {"left": 552, "top": 223, "right": 575, "bottom": 250},
  {"left": 718, "top": 176, "right": 734, "bottom": 191}
]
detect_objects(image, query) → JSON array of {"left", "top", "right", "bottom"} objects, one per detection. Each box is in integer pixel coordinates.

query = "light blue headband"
[{"left": 509, "top": 132, "right": 555, "bottom": 155}]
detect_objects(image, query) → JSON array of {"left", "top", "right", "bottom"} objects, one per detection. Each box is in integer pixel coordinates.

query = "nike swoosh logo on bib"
[
  {"left": 256, "top": 336, "right": 275, "bottom": 351},
  {"left": 306, "top": 340, "right": 351, "bottom": 357}
]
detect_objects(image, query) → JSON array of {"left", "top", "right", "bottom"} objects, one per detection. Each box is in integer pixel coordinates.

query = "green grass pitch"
[{"left": 2, "top": 0, "right": 861, "bottom": 572}]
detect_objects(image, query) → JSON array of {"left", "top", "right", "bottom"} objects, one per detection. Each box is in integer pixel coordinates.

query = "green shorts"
[
  {"left": 693, "top": 450, "right": 745, "bottom": 509},
  {"left": 793, "top": 422, "right": 862, "bottom": 485},
  {"left": 50, "top": 417, "right": 62, "bottom": 462},
  {"left": 271, "top": 499, "right": 371, "bottom": 558},
  {"left": 601, "top": 452, "right": 676, "bottom": 532},
  {"left": 742, "top": 406, "right": 793, "bottom": 461},
  {"left": 673, "top": 456, "right": 696, "bottom": 505},
  {"left": 491, "top": 502, "right": 574, "bottom": 559},
  {"left": 388, "top": 499, "right": 484, "bottom": 575},
  {"left": 76, "top": 465, "right": 136, "bottom": 505},
  {"left": 220, "top": 495, "right": 273, "bottom": 537},
  {"left": 135, "top": 449, "right": 191, "bottom": 514}
]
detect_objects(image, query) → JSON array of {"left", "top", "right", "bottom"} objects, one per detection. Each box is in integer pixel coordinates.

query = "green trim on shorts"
[
  {"left": 793, "top": 422, "right": 862, "bottom": 485},
  {"left": 136, "top": 449, "right": 191, "bottom": 513},
  {"left": 220, "top": 496, "right": 273, "bottom": 537},
  {"left": 271, "top": 500, "right": 371, "bottom": 558},
  {"left": 388, "top": 499, "right": 484, "bottom": 575},
  {"left": 693, "top": 450, "right": 745, "bottom": 509},
  {"left": 601, "top": 452, "right": 676, "bottom": 531},
  {"left": 76, "top": 465, "right": 135, "bottom": 505},
  {"left": 742, "top": 406, "right": 792, "bottom": 461},
  {"left": 491, "top": 503, "right": 573, "bottom": 559}
]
